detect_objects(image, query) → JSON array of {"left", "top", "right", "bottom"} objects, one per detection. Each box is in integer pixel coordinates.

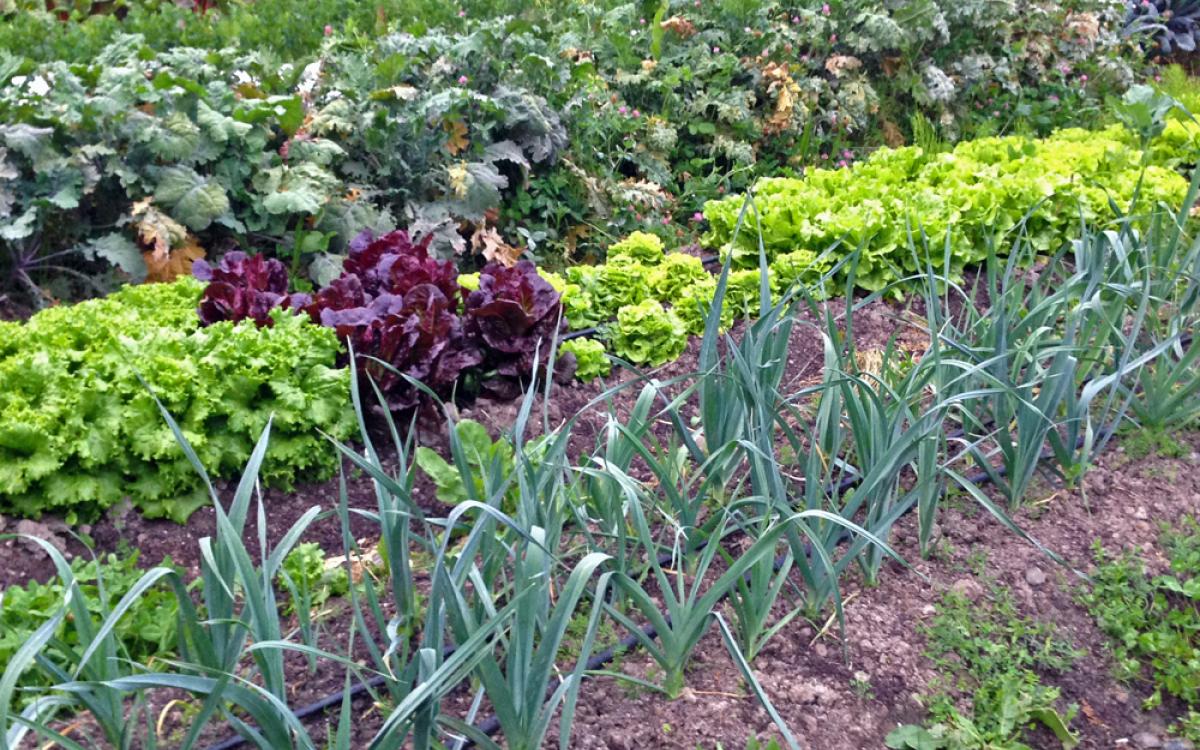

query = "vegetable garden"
[{"left": 2, "top": 1, "right": 1200, "bottom": 748}]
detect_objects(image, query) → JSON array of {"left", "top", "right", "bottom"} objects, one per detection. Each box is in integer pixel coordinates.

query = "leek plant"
[
  {"left": 1118, "top": 172, "right": 1200, "bottom": 430},
  {"left": 441, "top": 532, "right": 611, "bottom": 750}
]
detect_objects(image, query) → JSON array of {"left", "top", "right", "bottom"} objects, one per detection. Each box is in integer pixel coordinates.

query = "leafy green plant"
[
  {"left": 0, "top": 278, "right": 353, "bottom": 522},
  {"left": 0, "top": 550, "right": 185, "bottom": 699},
  {"left": 704, "top": 125, "right": 1192, "bottom": 290},
  {"left": 887, "top": 589, "right": 1082, "bottom": 750},
  {"left": 607, "top": 231, "right": 666, "bottom": 265},
  {"left": 415, "top": 419, "right": 523, "bottom": 508},
  {"left": 609, "top": 298, "right": 687, "bottom": 366},
  {"left": 560, "top": 338, "right": 611, "bottom": 381},
  {"left": 1082, "top": 519, "right": 1200, "bottom": 712},
  {"left": 278, "top": 542, "right": 349, "bottom": 616}
]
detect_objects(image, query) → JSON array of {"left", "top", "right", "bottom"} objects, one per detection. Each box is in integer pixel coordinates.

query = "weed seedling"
[{"left": 887, "top": 588, "right": 1081, "bottom": 749}]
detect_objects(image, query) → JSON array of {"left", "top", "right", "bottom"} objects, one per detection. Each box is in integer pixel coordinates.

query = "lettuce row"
[
  {"left": 0, "top": 279, "right": 354, "bottom": 523},
  {"left": 703, "top": 125, "right": 1194, "bottom": 290}
]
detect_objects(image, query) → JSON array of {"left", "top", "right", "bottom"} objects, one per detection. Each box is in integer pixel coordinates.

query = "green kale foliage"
[
  {"left": 705, "top": 126, "right": 1194, "bottom": 290},
  {"left": 0, "top": 278, "right": 354, "bottom": 523}
]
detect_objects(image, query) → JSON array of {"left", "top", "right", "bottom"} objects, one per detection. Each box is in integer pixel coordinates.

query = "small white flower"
[
  {"left": 27, "top": 75, "right": 50, "bottom": 97},
  {"left": 233, "top": 70, "right": 254, "bottom": 85},
  {"left": 10, "top": 75, "right": 27, "bottom": 88}
]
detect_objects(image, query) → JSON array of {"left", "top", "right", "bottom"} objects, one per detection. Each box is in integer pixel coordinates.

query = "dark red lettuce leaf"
[
  {"left": 344, "top": 229, "right": 463, "bottom": 306},
  {"left": 466, "top": 260, "right": 569, "bottom": 379},
  {"left": 194, "top": 252, "right": 305, "bottom": 327},
  {"left": 305, "top": 237, "right": 482, "bottom": 410}
]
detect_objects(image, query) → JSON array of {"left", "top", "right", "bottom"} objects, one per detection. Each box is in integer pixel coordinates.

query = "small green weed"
[
  {"left": 0, "top": 551, "right": 186, "bottom": 698},
  {"left": 1082, "top": 518, "right": 1200, "bottom": 726},
  {"left": 279, "top": 542, "right": 351, "bottom": 616},
  {"left": 1118, "top": 427, "right": 1189, "bottom": 463},
  {"left": 886, "top": 588, "right": 1081, "bottom": 749}
]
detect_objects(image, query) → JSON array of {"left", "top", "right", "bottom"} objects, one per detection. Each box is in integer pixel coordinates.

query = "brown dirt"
[{"left": 559, "top": 433, "right": 1200, "bottom": 750}]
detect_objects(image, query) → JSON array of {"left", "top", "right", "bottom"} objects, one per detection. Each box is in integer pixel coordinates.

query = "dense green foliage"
[
  {"left": 705, "top": 125, "right": 1194, "bottom": 289},
  {"left": 887, "top": 590, "right": 1082, "bottom": 750},
  {"left": 1083, "top": 519, "right": 1200, "bottom": 724},
  {"left": 0, "top": 279, "right": 353, "bottom": 522},
  {"left": 0, "top": 551, "right": 184, "bottom": 698},
  {"left": 0, "top": 0, "right": 1153, "bottom": 309},
  {"left": 609, "top": 298, "right": 688, "bottom": 366},
  {"left": 560, "top": 337, "right": 611, "bottom": 381}
]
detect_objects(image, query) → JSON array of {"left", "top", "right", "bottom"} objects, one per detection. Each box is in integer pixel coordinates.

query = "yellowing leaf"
[
  {"left": 444, "top": 118, "right": 469, "bottom": 155},
  {"left": 472, "top": 225, "right": 522, "bottom": 267},
  {"left": 131, "top": 198, "right": 188, "bottom": 261},
  {"left": 447, "top": 162, "right": 471, "bottom": 198},
  {"left": 143, "top": 235, "right": 205, "bottom": 283}
]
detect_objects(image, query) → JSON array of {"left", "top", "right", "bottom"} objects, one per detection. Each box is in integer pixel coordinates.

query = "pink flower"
[
  {"left": 992, "top": 110, "right": 1000, "bottom": 117},
  {"left": 639, "top": 17, "right": 646, "bottom": 24},
  {"left": 1079, "top": 74, "right": 1088, "bottom": 83},
  {"left": 821, "top": 3, "right": 830, "bottom": 14},
  {"left": 829, "top": 33, "right": 837, "bottom": 43},
  {"left": 692, "top": 211, "right": 704, "bottom": 222},
  {"left": 837, "top": 159, "right": 848, "bottom": 168},
  {"left": 713, "top": 46, "right": 721, "bottom": 53},
  {"left": 324, "top": 25, "right": 333, "bottom": 36},
  {"left": 458, "top": 75, "right": 469, "bottom": 84},
  {"left": 820, "top": 152, "right": 828, "bottom": 160},
  {"left": 842, "top": 149, "right": 852, "bottom": 159},
  {"left": 661, "top": 216, "right": 671, "bottom": 225},
  {"left": 1049, "top": 94, "right": 1060, "bottom": 103},
  {"left": 632, "top": 109, "right": 641, "bottom": 117},
  {"left": 618, "top": 105, "right": 627, "bottom": 114},
  {"left": 792, "top": 15, "right": 800, "bottom": 22},
  {"left": 458, "top": 8, "right": 466, "bottom": 17}
]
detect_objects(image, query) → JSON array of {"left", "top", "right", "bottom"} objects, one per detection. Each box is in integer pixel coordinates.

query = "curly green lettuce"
[
  {"left": 560, "top": 337, "right": 611, "bottom": 381},
  {"left": 609, "top": 299, "right": 687, "bottom": 367},
  {"left": 0, "top": 278, "right": 354, "bottom": 523}
]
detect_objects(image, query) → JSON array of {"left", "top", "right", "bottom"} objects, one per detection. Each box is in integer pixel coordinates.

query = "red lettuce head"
[
  {"left": 345, "top": 229, "right": 463, "bottom": 306},
  {"left": 194, "top": 252, "right": 305, "bottom": 327},
  {"left": 465, "top": 260, "right": 568, "bottom": 378}
]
